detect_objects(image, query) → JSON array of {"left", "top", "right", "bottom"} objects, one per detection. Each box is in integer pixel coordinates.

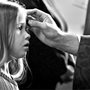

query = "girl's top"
[{"left": 0, "top": 62, "right": 19, "bottom": 90}]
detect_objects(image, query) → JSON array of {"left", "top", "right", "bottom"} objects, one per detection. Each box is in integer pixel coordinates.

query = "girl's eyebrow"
[{"left": 16, "top": 23, "right": 25, "bottom": 27}]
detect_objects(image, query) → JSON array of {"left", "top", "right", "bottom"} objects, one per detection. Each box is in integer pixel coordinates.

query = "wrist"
[{"left": 53, "top": 32, "right": 79, "bottom": 55}]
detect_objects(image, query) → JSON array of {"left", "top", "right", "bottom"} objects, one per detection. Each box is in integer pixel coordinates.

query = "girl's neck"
[{"left": 9, "top": 55, "right": 17, "bottom": 61}]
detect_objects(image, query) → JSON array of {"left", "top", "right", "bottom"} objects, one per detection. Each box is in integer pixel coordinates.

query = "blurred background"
[{"left": 51, "top": 0, "right": 88, "bottom": 35}]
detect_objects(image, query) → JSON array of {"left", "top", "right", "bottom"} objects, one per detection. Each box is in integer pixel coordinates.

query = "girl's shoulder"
[
  {"left": 0, "top": 74, "right": 19, "bottom": 90},
  {"left": 0, "top": 76, "right": 8, "bottom": 90},
  {"left": 0, "top": 76, "right": 15, "bottom": 90},
  {"left": 0, "top": 76, "right": 6, "bottom": 84}
]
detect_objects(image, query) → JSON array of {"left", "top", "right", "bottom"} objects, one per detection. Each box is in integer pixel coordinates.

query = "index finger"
[{"left": 27, "top": 8, "right": 48, "bottom": 21}]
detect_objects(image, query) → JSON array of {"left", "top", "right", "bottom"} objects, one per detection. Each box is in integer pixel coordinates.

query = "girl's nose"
[{"left": 25, "top": 31, "right": 31, "bottom": 40}]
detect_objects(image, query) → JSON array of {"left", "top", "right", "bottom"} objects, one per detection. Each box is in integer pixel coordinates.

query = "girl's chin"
[
  {"left": 10, "top": 52, "right": 26, "bottom": 59},
  {"left": 20, "top": 52, "right": 27, "bottom": 58},
  {"left": 16, "top": 54, "right": 25, "bottom": 59}
]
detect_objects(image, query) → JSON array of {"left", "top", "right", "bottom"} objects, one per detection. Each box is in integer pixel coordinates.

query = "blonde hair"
[
  {"left": 0, "top": 1, "right": 27, "bottom": 81},
  {"left": 0, "top": 1, "right": 18, "bottom": 67}
]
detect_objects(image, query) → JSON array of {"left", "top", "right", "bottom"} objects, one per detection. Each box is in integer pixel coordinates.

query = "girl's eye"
[
  {"left": 17, "top": 24, "right": 23, "bottom": 31},
  {"left": 18, "top": 25, "right": 23, "bottom": 31}
]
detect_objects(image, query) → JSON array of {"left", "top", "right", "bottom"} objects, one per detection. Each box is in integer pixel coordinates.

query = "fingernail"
[{"left": 28, "top": 15, "right": 35, "bottom": 20}]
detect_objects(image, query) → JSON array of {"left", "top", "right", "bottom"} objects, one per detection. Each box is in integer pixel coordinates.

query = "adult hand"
[
  {"left": 27, "top": 9, "right": 79, "bottom": 55},
  {"left": 27, "top": 9, "right": 62, "bottom": 47}
]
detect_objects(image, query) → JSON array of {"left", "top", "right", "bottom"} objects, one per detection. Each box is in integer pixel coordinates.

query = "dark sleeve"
[{"left": 73, "top": 36, "right": 90, "bottom": 89}]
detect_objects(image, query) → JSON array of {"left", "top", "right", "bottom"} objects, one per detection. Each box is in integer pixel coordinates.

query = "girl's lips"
[
  {"left": 24, "top": 43, "right": 29, "bottom": 47},
  {"left": 24, "top": 45, "right": 29, "bottom": 51},
  {"left": 24, "top": 42, "right": 30, "bottom": 51}
]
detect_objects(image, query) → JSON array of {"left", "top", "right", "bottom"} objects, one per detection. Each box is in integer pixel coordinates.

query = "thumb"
[{"left": 28, "top": 20, "right": 46, "bottom": 29}]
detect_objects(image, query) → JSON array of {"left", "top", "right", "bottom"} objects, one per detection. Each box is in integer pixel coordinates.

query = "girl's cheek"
[{"left": 16, "top": 30, "right": 21, "bottom": 35}]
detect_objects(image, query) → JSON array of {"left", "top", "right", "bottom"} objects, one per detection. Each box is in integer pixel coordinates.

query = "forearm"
[{"left": 52, "top": 31, "right": 79, "bottom": 55}]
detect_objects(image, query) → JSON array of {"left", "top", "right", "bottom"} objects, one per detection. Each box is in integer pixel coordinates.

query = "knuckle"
[
  {"left": 47, "top": 14, "right": 51, "bottom": 18},
  {"left": 34, "top": 8, "right": 38, "bottom": 11}
]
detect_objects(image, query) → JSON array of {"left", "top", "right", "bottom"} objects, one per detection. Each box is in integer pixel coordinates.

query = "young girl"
[{"left": 0, "top": 1, "right": 30, "bottom": 90}]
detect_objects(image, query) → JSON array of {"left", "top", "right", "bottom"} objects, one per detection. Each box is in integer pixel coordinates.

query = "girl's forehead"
[{"left": 17, "top": 9, "right": 27, "bottom": 24}]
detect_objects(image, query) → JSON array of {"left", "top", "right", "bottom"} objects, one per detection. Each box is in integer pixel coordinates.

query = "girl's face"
[{"left": 10, "top": 9, "right": 30, "bottom": 59}]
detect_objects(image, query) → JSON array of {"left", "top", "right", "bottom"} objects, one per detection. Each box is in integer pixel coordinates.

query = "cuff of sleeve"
[{"left": 76, "top": 34, "right": 81, "bottom": 43}]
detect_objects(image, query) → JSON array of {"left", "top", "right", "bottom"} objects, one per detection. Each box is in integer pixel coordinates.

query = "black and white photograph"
[{"left": 0, "top": 0, "right": 89, "bottom": 90}]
